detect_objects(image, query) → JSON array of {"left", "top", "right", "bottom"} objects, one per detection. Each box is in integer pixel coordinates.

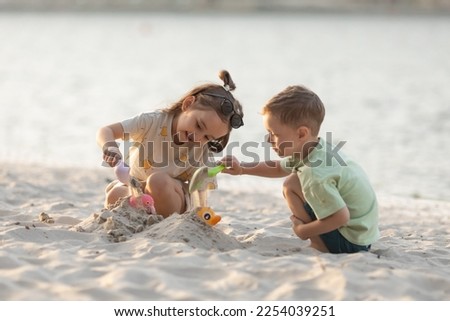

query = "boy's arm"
[
  {"left": 291, "top": 206, "right": 350, "bottom": 240},
  {"left": 241, "top": 160, "right": 288, "bottom": 178},
  {"left": 96, "top": 122, "right": 125, "bottom": 167},
  {"left": 221, "top": 156, "right": 288, "bottom": 178}
]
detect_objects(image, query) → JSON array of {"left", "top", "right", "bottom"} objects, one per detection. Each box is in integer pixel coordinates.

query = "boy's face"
[{"left": 263, "top": 113, "right": 302, "bottom": 157}]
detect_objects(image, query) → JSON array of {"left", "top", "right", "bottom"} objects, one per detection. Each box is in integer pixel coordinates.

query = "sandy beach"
[
  {"left": 0, "top": 162, "right": 449, "bottom": 301},
  {"left": 1, "top": 12, "right": 449, "bottom": 306}
]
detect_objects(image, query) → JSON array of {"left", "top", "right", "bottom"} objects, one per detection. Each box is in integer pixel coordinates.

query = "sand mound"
[
  {"left": 72, "top": 199, "right": 243, "bottom": 251},
  {"left": 144, "top": 213, "right": 244, "bottom": 251}
]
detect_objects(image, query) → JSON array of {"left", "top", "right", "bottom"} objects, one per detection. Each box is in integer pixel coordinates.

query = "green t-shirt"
[{"left": 281, "top": 138, "right": 379, "bottom": 246}]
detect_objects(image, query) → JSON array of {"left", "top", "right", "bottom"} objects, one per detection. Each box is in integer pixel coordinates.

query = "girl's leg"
[
  {"left": 104, "top": 182, "right": 130, "bottom": 208},
  {"left": 283, "top": 173, "right": 328, "bottom": 253},
  {"left": 145, "top": 172, "right": 186, "bottom": 217}
]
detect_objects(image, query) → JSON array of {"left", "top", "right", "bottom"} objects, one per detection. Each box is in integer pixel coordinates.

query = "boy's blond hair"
[{"left": 262, "top": 85, "right": 325, "bottom": 136}]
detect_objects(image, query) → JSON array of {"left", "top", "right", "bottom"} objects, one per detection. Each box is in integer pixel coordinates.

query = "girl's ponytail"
[{"left": 218, "top": 70, "right": 236, "bottom": 92}]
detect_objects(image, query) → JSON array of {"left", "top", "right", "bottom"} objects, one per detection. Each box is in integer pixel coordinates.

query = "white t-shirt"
[{"left": 120, "top": 110, "right": 213, "bottom": 183}]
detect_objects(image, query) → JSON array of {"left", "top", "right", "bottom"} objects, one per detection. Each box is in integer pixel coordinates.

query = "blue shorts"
[{"left": 304, "top": 203, "right": 371, "bottom": 254}]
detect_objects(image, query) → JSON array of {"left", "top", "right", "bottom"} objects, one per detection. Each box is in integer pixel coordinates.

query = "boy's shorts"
[{"left": 304, "top": 203, "right": 371, "bottom": 254}]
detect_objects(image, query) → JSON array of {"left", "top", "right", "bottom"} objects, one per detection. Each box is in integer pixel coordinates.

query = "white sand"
[{"left": 0, "top": 163, "right": 449, "bottom": 300}]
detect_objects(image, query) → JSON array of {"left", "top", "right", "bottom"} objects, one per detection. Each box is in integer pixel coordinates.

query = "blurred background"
[
  {"left": 1, "top": 0, "right": 450, "bottom": 12},
  {"left": 0, "top": 0, "right": 449, "bottom": 201}
]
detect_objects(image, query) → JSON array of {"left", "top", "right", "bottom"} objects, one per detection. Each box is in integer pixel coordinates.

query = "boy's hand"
[
  {"left": 103, "top": 146, "right": 122, "bottom": 167},
  {"left": 290, "top": 215, "right": 308, "bottom": 240},
  {"left": 219, "top": 155, "right": 243, "bottom": 176}
]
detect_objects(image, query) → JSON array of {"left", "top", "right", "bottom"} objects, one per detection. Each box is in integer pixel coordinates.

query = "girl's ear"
[
  {"left": 181, "top": 96, "right": 196, "bottom": 112},
  {"left": 297, "top": 126, "right": 310, "bottom": 139}
]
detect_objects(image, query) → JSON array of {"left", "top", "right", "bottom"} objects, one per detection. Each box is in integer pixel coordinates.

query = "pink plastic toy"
[
  {"left": 129, "top": 193, "right": 156, "bottom": 215},
  {"left": 114, "top": 160, "right": 156, "bottom": 214}
]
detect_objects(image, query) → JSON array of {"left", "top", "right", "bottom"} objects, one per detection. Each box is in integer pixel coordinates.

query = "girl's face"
[
  {"left": 263, "top": 113, "right": 303, "bottom": 157},
  {"left": 173, "top": 97, "right": 229, "bottom": 146}
]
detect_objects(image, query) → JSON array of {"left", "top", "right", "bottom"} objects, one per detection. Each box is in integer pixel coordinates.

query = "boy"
[{"left": 222, "top": 85, "right": 379, "bottom": 253}]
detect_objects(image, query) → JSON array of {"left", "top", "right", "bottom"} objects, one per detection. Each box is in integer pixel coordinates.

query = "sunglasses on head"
[{"left": 202, "top": 93, "right": 244, "bottom": 129}]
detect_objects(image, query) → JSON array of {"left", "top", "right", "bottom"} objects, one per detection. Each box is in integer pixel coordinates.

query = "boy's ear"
[
  {"left": 181, "top": 96, "right": 196, "bottom": 112},
  {"left": 297, "top": 126, "right": 310, "bottom": 139}
]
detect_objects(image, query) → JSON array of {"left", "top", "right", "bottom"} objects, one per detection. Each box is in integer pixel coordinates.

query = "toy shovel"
[{"left": 189, "top": 164, "right": 225, "bottom": 193}]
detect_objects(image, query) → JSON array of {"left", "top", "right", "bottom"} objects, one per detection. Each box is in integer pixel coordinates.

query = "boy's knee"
[
  {"left": 283, "top": 173, "right": 301, "bottom": 194},
  {"left": 283, "top": 173, "right": 306, "bottom": 203}
]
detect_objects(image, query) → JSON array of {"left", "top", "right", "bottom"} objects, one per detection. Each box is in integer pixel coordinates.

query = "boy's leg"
[
  {"left": 283, "top": 173, "right": 328, "bottom": 252},
  {"left": 145, "top": 172, "right": 186, "bottom": 217}
]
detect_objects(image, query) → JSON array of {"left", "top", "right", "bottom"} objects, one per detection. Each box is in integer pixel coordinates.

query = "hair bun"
[{"left": 218, "top": 70, "right": 236, "bottom": 91}]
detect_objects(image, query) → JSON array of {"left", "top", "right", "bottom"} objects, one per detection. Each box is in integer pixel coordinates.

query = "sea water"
[{"left": 0, "top": 12, "right": 449, "bottom": 201}]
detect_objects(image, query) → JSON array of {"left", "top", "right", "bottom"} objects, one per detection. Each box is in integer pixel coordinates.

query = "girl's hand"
[
  {"left": 103, "top": 146, "right": 122, "bottom": 167},
  {"left": 219, "top": 155, "right": 243, "bottom": 176}
]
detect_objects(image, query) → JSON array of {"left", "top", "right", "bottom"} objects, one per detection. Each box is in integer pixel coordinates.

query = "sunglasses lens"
[
  {"left": 230, "top": 114, "right": 243, "bottom": 129},
  {"left": 208, "top": 140, "right": 222, "bottom": 153},
  {"left": 203, "top": 93, "right": 243, "bottom": 129},
  {"left": 221, "top": 100, "right": 234, "bottom": 115}
]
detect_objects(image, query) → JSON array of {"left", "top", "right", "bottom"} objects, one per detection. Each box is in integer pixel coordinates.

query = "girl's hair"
[
  {"left": 164, "top": 70, "right": 244, "bottom": 153},
  {"left": 261, "top": 85, "right": 325, "bottom": 136}
]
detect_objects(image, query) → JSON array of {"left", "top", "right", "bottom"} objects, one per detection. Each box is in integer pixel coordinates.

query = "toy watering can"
[{"left": 189, "top": 164, "right": 225, "bottom": 226}]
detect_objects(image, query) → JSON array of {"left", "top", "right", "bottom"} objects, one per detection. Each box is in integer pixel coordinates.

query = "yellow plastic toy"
[{"left": 196, "top": 206, "right": 221, "bottom": 226}]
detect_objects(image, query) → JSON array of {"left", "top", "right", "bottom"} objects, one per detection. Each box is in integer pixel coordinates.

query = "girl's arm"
[
  {"left": 96, "top": 122, "right": 125, "bottom": 167},
  {"left": 221, "top": 156, "right": 288, "bottom": 178},
  {"left": 290, "top": 206, "right": 350, "bottom": 240}
]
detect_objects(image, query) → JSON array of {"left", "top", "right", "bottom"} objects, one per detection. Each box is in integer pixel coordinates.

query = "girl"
[{"left": 96, "top": 70, "right": 244, "bottom": 217}]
